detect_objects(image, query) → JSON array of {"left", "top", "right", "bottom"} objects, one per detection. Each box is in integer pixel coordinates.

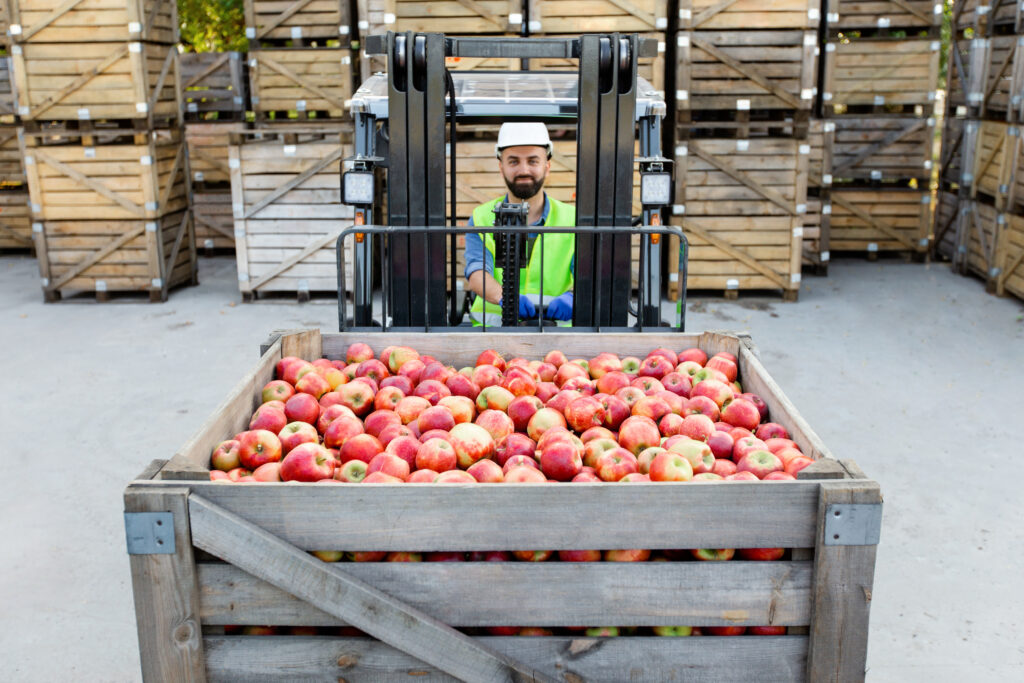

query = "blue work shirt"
[{"left": 464, "top": 194, "right": 574, "bottom": 278}]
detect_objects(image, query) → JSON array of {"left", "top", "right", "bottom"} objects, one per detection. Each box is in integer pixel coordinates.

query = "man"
[{"left": 464, "top": 122, "right": 576, "bottom": 326}]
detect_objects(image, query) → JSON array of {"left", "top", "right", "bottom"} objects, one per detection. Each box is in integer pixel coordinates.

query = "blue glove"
[
  {"left": 500, "top": 295, "right": 537, "bottom": 319},
  {"left": 545, "top": 292, "right": 574, "bottom": 321}
]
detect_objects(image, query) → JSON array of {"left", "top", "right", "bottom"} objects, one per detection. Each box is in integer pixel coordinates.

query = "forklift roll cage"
[{"left": 339, "top": 32, "right": 687, "bottom": 332}]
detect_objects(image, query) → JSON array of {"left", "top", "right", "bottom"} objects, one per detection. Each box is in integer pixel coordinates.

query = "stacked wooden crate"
[
  {"left": 181, "top": 52, "right": 249, "bottom": 253},
  {"left": 10, "top": 0, "right": 195, "bottom": 301},
  {"left": 0, "top": 22, "right": 31, "bottom": 253},
  {"left": 934, "top": 1, "right": 1024, "bottom": 300},
  {"left": 669, "top": 0, "right": 819, "bottom": 300},
  {"left": 235, "top": 0, "right": 356, "bottom": 301},
  {"left": 819, "top": 0, "right": 938, "bottom": 260}
]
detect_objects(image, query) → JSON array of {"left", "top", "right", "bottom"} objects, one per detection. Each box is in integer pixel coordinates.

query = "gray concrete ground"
[{"left": 1, "top": 252, "right": 1022, "bottom": 682}]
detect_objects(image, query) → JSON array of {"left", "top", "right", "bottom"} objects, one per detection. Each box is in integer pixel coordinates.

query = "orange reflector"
[
  {"left": 651, "top": 234, "right": 660, "bottom": 244},
  {"left": 356, "top": 233, "right": 365, "bottom": 243}
]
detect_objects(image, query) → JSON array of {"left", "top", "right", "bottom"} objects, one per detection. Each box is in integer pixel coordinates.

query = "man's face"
[{"left": 499, "top": 145, "right": 550, "bottom": 201}]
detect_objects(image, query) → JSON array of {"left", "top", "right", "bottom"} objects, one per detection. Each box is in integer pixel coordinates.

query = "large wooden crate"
[
  {"left": 951, "top": 199, "right": 1003, "bottom": 283},
  {"left": 4, "top": 0, "right": 177, "bottom": 44},
  {"left": 996, "top": 210, "right": 1024, "bottom": 299},
  {"left": 125, "top": 328, "right": 881, "bottom": 683},
  {"left": 970, "top": 35, "right": 1024, "bottom": 122},
  {"left": 828, "top": 187, "right": 930, "bottom": 253},
  {"left": 0, "top": 189, "right": 31, "bottom": 249},
  {"left": 829, "top": 115, "right": 935, "bottom": 184},
  {"left": 954, "top": 0, "right": 1021, "bottom": 36},
  {"left": 192, "top": 191, "right": 234, "bottom": 251},
  {"left": 932, "top": 187, "right": 959, "bottom": 261},
  {"left": 532, "top": 0, "right": 667, "bottom": 33},
  {"left": 972, "top": 120, "right": 1018, "bottom": 209},
  {"left": 675, "top": 29, "right": 817, "bottom": 114},
  {"left": 10, "top": 41, "right": 180, "bottom": 123},
  {"left": 245, "top": 0, "right": 352, "bottom": 47},
  {"left": 823, "top": 0, "right": 941, "bottom": 32},
  {"left": 249, "top": 48, "right": 353, "bottom": 121},
  {"left": 186, "top": 121, "right": 249, "bottom": 188},
  {"left": 21, "top": 127, "right": 187, "bottom": 221},
  {"left": 0, "top": 55, "right": 17, "bottom": 123},
  {"left": 33, "top": 209, "right": 195, "bottom": 301},
  {"left": 822, "top": 37, "right": 940, "bottom": 115},
  {"left": 0, "top": 125, "right": 25, "bottom": 186},
  {"left": 229, "top": 127, "right": 355, "bottom": 299},
  {"left": 944, "top": 33, "right": 986, "bottom": 116},
  {"left": 671, "top": 137, "right": 808, "bottom": 297},
  {"left": 180, "top": 52, "right": 248, "bottom": 122}
]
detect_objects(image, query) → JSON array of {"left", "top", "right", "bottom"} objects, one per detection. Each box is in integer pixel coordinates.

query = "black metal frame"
[{"left": 337, "top": 224, "right": 688, "bottom": 333}]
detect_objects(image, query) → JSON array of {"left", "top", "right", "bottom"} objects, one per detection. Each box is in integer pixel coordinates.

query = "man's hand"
[
  {"left": 500, "top": 295, "right": 537, "bottom": 319},
  {"left": 545, "top": 292, "right": 573, "bottom": 321}
]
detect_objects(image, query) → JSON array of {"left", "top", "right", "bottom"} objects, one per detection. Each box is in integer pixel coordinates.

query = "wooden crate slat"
[
  {"left": 828, "top": 188, "right": 930, "bottom": 252},
  {"left": 362, "top": 0, "right": 522, "bottom": 34},
  {"left": 532, "top": 0, "right": 668, "bottom": 33},
  {"left": 11, "top": 40, "right": 180, "bottom": 123},
  {"left": 676, "top": 29, "right": 817, "bottom": 112},
  {"left": 203, "top": 634, "right": 808, "bottom": 681},
  {"left": 0, "top": 190, "right": 32, "bottom": 248},
  {"left": 180, "top": 52, "right": 248, "bottom": 120},
  {"left": 7, "top": 0, "right": 178, "bottom": 44},
  {"left": 249, "top": 48, "right": 352, "bottom": 119},
  {"left": 246, "top": 0, "right": 352, "bottom": 43},
  {"left": 681, "top": 0, "right": 820, "bottom": 30},
  {"left": 193, "top": 191, "right": 234, "bottom": 249},
  {"left": 829, "top": 116, "right": 934, "bottom": 183},
  {"left": 823, "top": 37, "right": 940, "bottom": 114}
]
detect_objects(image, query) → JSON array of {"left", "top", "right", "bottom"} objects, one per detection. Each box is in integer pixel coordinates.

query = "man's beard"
[{"left": 505, "top": 174, "right": 544, "bottom": 201}]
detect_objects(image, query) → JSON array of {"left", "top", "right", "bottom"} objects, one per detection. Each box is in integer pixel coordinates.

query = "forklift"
[{"left": 337, "top": 33, "right": 687, "bottom": 332}]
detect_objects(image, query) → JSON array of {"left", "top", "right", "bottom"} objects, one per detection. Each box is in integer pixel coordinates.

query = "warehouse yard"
[{"left": 1, "top": 252, "right": 1021, "bottom": 681}]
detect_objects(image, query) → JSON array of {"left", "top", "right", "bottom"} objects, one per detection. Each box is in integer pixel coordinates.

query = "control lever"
[{"left": 491, "top": 201, "right": 530, "bottom": 326}]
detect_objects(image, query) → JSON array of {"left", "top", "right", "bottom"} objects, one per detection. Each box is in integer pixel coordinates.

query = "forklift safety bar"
[{"left": 364, "top": 34, "right": 659, "bottom": 61}]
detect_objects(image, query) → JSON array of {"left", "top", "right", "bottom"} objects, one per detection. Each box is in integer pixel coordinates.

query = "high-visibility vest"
[{"left": 469, "top": 196, "right": 576, "bottom": 325}]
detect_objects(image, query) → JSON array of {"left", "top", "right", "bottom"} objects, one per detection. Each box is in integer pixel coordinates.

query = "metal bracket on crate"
[
  {"left": 823, "top": 503, "right": 882, "bottom": 546},
  {"left": 124, "top": 512, "right": 175, "bottom": 554}
]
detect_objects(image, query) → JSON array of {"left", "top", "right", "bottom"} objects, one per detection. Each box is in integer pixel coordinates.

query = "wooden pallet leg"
[
  {"left": 43, "top": 289, "right": 61, "bottom": 303},
  {"left": 96, "top": 290, "right": 110, "bottom": 303},
  {"left": 867, "top": 252, "right": 878, "bottom": 262},
  {"left": 783, "top": 290, "right": 799, "bottom": 303},
  {"left": 297, "top": 290, "right": 311, "bottom": 304},
  {"left": 149, "top": 289, "right": 167, "bottom": 303},
  {"left": 723, "top": 289, "right": 738, "bottom": 300}
]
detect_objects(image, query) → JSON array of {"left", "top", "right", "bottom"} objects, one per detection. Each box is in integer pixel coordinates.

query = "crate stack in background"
[
  {"left": 934, "top": 1, "right": 1024, "bottom": 300},
  {"left": 9, "top": 0, "right": 193, "bottom": 302},
  {"left": 230, "top": 0, "right": 355, "bottom": 302},
  {"left": 817, "top": 0, "right": 939, "bottom": 263},
  {"left": 0, "top": 9, "right": 31, "bottom": 254},
  {"left": 181, "top": 51, "right": 248, "bottom": 254},
  {"left": 668, "top": 0, "right": 819, "bottom": 301}
]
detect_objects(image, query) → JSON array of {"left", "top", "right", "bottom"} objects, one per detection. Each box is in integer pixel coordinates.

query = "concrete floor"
[{"left": 1, "top": 253, "right": 1022, "bottom": 681}]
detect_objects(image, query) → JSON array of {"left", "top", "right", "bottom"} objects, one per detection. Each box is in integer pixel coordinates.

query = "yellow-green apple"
[
  {"left": 377, "top": 422, "right": 413, "bottom": 446},
  {"left": 786, "top": 456, "right": 815, "bottom": 477},
  {"left": 380, "top": 374, "right": 414, "bottom": 395},
  {"left": 282, "top": 360, "right": 315, "bottom": 385},
  {"left": 693, "top": 472, "right": 724, "bottom": 481},
  {"left": 495, "top": 433, "right": 536, "bottom": 467},
  {"left": 540, "top": 441, "right": 583, "bottom": 481},
  {"left": 675, "top": 360, "right": 704, "bottom": 378},
  {"left": 636, "top": 446, "right": 666, "bottom": 474},
  {"left": 280, "top": 443, "right": 336, "bottom": 481},
  {"left": 416, "top": 437, "right": 457, "bottom": 472},
  {"left": 407, "top": 469, "right": 438, "bottom": 483},
  {"left": 595, "top": 448, "right": 640, "bottom": 481},
  {"left": 467, "top": 459, "right": 504, "bottom": 482},
  {"left": 512, "top": 550, "right": 553, "bottom": 562},
  {"left": 580, "top": 425, "right": 616, "bottom": 443},
  {"left": 367, "top": 453, "right": 410, "bottom": 481},
  {"left": 679, "top": 413, "right": 715, "bottom": 442},
  {"left": 660, "top": 372, "right": 692, "bottom": 398},
  {"left": 691, "top": 548, "right": 734, "bottom": 561},
  {"left": 445, "top": 373, "right": 480, "bottom": 399},
  {"left": 738, "top": 546, "right": 785, "bottom": 560},
  {"left": 314, "top": 365, "right": 347, "bottom": 390},
  {"left": 438, "top": 395, "right": 475, "bottom": 424},
  {"left": 526, "top": 407, "right": 567, "bottom": 441},
  {"left": 621, "top": 356, "right": 641, "bottom": 376},
  {"left": 363, "top": 471, "right": 402, "bottom": 483},
  {"left": 585, "top": 627, "right": 619, "bottom": 637},
  {"left": 238, "top": 430, "right": 283, "bottom": 469},
  {"left": 311, "top": 550, "right": 343, "bottom": 562},
  {"left": 501, "top": 367, "right": 538, "bottom": 396},
  {"left": 649, "top": 451, "right": 694, "bottom": 482},
  {"left": 384, "top": 435, "right": 421, "bottom": 468},
  {"left": 571, "top": 469, "right": 602, "bottom": 482},
  {"left": 658, "top": 413, "right": 684, "bottom": 437},
  {"left": 395, "top": 395, "right": 431, "bottom": 424},
  {"left": 475, "top": 349, "right": 506, "bottom": 371},
  {"left": 692, "top": 366, "right": 729, "bottom": 385},
  {"left": 417, "top": 405, "right": 456, "bottom": 433},
  {"left": 653, "top": 626, "right": 693, "bottom": 636},
  {"left": 252, "top": 462, "right": 282, "bottom": 482},
  {"left": 413, "top": 379, "right": 450, "bottom": 405},
  {"left": 561, "top": 376, "right": 595, "bottom": 395},
  {"left": 386, "top": 551, "right": 422, "bottom": 561},
  {"left": 631, "top": 376, "right": 665, "bottom": 395},
  {"left": 323, "top": 416, "right": 364, "bottom": 449},
  {"left": 449, "top": 422, "right": 495, "bottom": 468},
  {"left": 721, "top": 398, "right": 760, "bottom": 431},
  {"left": 387, "top": 346, "right": 420, "bottom": 373},
  {"left": 476, "top": 385, "right": 514, "bottom": 412},
  {"left": 558, "top": 549, "right": 602, "bottom": 561},
  {"left": 725, "top": 471, "right": 759, "bottom": 481},
  {"left": 617, "top": 416, "right": 661, "bottom": 455},
  {"left": 667, "top": 439, "right": 714, "bottom": 475},
  {"left": 507, "top": 395, "right": 543, "bottom": 433},
  {"left": 278, "top": 421, "right": 318, "bottom": 454},
  {"left": 262, "top": 380, "right": 295, "bottom": 403},
  {"left": 340, "top": 433, "right": 384, "bottom": 464},
  {"left": 733, "top": 436, "right": 769, "bottom": 462},
  {"left": 685, "top": 395, "right": 720, "bottom": 421},
  {"left": 621, "top": 472, "right": 651, "bottom": 482},
  {"left": 543, "top": 349, "right": 567, "bottom": 367},
  {"left": 475, "top": 409, "right": 514, "bottom": 442},
  {"left": 346, "top": 342, "right": 374, "bottom": 364},
  {"left": 210, "top": 439, "right": 242, "bottom": 471},
  {"left": 706, "top": 354, "right": 738, "bottom": 382},
  {"left": 604, "top": 549, "right": 650, "bottom": 562},
  {"left": 564, "top": 395, "right": 605, "bottom": 432},
  {"left": 554, "top": 361, "right": 588, "bottom": 387},
  {"left": 504, "top": 465, "right": 547, "bottom": 482},
  {"left": 250, "top": 404, "right": 289, "bottom": 433},
  {"left": 637, "top": 355, "right": 671, "bottom": 380},
  {"left": 737, "top": 450, "right": 782, "bottom": 479},
  {"left": 632, "top": 395, "right": 672, "bottom": 422},
  {"left": 707, "top": 430, "right": 735, "bottom": 459},
  {"left": 434, "top": 470, "right": 476, "bottom": 483},
  {"left": 502, "top": 454, "right": 539, "bottom": 474}
]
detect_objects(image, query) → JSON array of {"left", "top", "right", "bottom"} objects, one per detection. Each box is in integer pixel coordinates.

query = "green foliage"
[
  {"left": 179, "top": 0, "right": 247, "bottom": 52},
  {"left": 939, "top": 0, "right": 952, "bottom": 87}
]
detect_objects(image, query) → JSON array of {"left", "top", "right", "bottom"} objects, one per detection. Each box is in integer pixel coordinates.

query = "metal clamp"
[
  {"left": 824, "top": 504, "right": 882, "bottom": 546},
  {"left": 124, "top": 512, "right": 175, "bottom": 554}
]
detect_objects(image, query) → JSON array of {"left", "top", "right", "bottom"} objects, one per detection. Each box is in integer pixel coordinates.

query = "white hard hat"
[{"left": 495, "top": 122, "right": 552, "bottom": 158}]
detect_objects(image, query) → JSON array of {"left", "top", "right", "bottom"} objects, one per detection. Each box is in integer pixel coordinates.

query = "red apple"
[
  {"left": 725, "top": 471, "right": 759, "bottom": 481},
  {"left": 294, "top": 371, "right": 331, "bottom": 400},
  {"left": 280, "top": 443, "right": 336, "bottom": 482},
  {"left": 649, "top": 451, "right": 694, "bottom": 482},
  {"left": 571, "top": 470, "right": 602, "bottom": 483},
  {"left": 637, "top": 355, "right": 670, "bottom": 380},
  {"left": 355, "top": 359, "right": 389, "bottom": 383},
  {"left": 225, "top": 467, "right": 250, "bottom": 482},
  {"left": 526, "top": 407, "right": 567, "bottom": 442},
  {"left": 765, "top": 437, "right": 799, "bottom": 454},
  {"left": 416, "top": 437, "right": 457, "bottom": 472},
  {"left": 339, "top": 433, "right": 384, "bottom": 464},
  {"left": 596, "top": 370, "right": 631, "bottom": 395},
  {"left": 546, "top": 389, "right": 582, "bottom": 415},
  {"left": 476, "top": 385, "right": 515, "bottom": 412},
  {"left": 252, "top": 462, "right": 282, "bottom": 482},
  {"left": 690, "top": 379, "right": 734, "bottom": 409},
  {"left": 445, "top": 373, "right": 480, "bottom": 400},
  {"left": 467, "top": 459, "right": 504, "bottom": 483},
  {"left": 417, "top": 405, "right": 457, "bottom": 433},
  {"left": 471, "top": 364, "right": 503, "bottom": 390},
  {"left": 535, "top": 381, "right": 559, "bottom": 403},
  {"left": 558, "top": 549, "right": 602, "bottom": 562},
  {"left": 335, "top": 381, "right": 374, "bottom": 417},
  {"left": 395, "top": 396, "right": 432, "bottom": 424},
  {"left": 506, "top": 395, "right": 543, "bottom": 433},
  {"left": 636, "top": 446, "right": 666, "bottom": 474},
  {"left": 250, "top": 405, "right": 289, "bottom": 433},
  {"left": 691, "top": 548, "right": 735, "bottom": 561},
  {"left": 449, "top": 422, "right": 495, "bottom": 468},
  {"left": 631, "top": 376, "right": 665, "bottom": 395},
  {"left": 420, "top": 361, "right": 453, "bottom": 385},
  {"left": 741, "top": 393, "right": 770, "bottom": 421},
  {"left": 540, "top": 441, "right": 583, "bottom": 481},
  {"left": 475, "top": 349, "right": 506, "bottom": 371},
  {"left": 763, "top": 471, "right": 796, "bottom": 481},
  {"left": 755, "top": 423, "right": 789, "bottom": 441},
  {"left": 721, "top": 398, "right": 761, "bottom": 431},
  {"left": 614, "top": 386, "right": 645, "bottom": 409},
  {"left": 316, "top": 404, "right": 355, "bottom": 435},
  {"left": 631, "top": 395, "right": 672, "bottom": 422},
  {"left": 278, "top": 421, "right": 318, "bottom": 454},
  {"left": 617, "top": 416, "right": 661, "bottom": 455},
  {"left": 737, "top": 450, "right": 783, "bottom": 479},
  {"left": 685, "top": 395, "right": 721, "bottom": 421},
  {"left": 505, "top": 466, "right": 547, "bottom": 483},
  {"left": 501, "top": 367, "right": 538, "bottom": 397},
  {"left": 413, "top": 379, "right": 451, "bottom": 405},
  {"left": 544, "top": 350, "right": 568, "bottom": 367},
  {"left": 706, "top": 355, "right": 738, "bottom": 382},
  {"left": 384, "top": 435, "right": 421, "bottom": 468},
  {"left": 680, "top": 413, "right": 716, "bottom": 442},
  {"left": 513, "top": 550, "right": 553, "bottom": 562},
  {"left": 359, "top": 410, "right": 397, "bottom": 439},
  {"left": 707, "top": 626, "right": 746, "bottom": 636},
  {"left": 275, "top": 355, "right": 305, "bottom": 379},
  {"left": 432, "top": 469, "right": 476, "bottom": 483},
  {"left": 604, "top": 549, "right": 650, "bottom": 562},
  {"left": 561, "top": 376, "right": 595, "bottom": 395},
  {"left": 554, "top": 362, "right": 588, "bottom": 387},
  {"left": 475, "top": 409, "right": 515, "bottom": 442},
  {"left": 786, "top": 456, "right": 815, "bottom": 477},
  {"left": 595, "top": 448, "right": 639, "bottom": 482},
  {"left": 733, "top": 436, "right": 769, "bottom": 462},
  {"left": 346, "top": 343, "right": 374, "bottom": 364},
  {"left": 711, "top": 458, "right": 738, "bottom": 478},
  {"left": 377, "top": 423, "right": 414, "bottom": 447},
  {"left": 407, "top": 469, "right": 438, "bottom": 483},
  {"left": 283, "top": 393, "right": 320, "bottom": 425},
  {"left": 282, "top": 360, "right": 315, "bottom": 385},
  {"left": 562, "top": 395, "right": 604, "bottom": 432},
  {"left": 579, "top": 426, "right": 616, "bottom": 443},
  {"left": 262, "top": 380, "right": 295, "bottom": 404},
  {"left": 363, "top": 471, "right": 402, "bottom": 483},
  {"left": 588, "top": 353, "right": 622, "bottom": 379},
  {"left": 749, "top": 626, "right": 787, "bottom": 636},
  {"left": 494, "top": 433, "right": 537, "bottom": 467},
  {"left": 620, "top": 473, "right": 651, "bottom": 482},
  {"left": 210, "top": 439, "right": 242, "bottom": 471},
  {"left": 707, "top": 430, "right": 735, "bottom": 459},
  {"left": 503, "top": 454, "right": 540, "bottom": 474},
  {"left": 437, "top": 395, "right": 475, "bottom": 424},
  {"left": 323, "top": 416, "right": 365, "bottom": 449},
  {"left": 367, "top": 453, "right": 410, "bottom": 481},
  {"left": 387, "top": 346, "right": 420, "bottom": 373},
  {"left": 774, "top": 447, "right": 805, "bottom": 467},
  {"left": 372, "top": 386, "right": 405, "bottom": 412},
  {"left": 658, "top": 413, "right": 684, "bottom": 437},
  {"left": 237, "top": 430, "right": 283, "bottom": 469},
  {"left": 380, "top": 375, "right": 413, "bottom": 395}
]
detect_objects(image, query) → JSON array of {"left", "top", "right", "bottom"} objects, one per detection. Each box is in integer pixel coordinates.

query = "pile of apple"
[{"left": 210, "top": 342, "right": 814, "bottom": 486}]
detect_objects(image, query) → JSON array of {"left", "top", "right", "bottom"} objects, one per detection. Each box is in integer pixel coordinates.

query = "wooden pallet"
[
  {"left": 954, "top": 0, "right": 1021, "bottom": 36},
  {"left": 126, "top": 328, "right": 881, "bottom": 683},
  {"left": 828, "top": 187, "right": 930, "bottom": 253},
  {"left": 829, "top": 115, "right": 935, "bottom": 184},
  {"left": 186, "top": 121, "right": 249, "bottom": 188},
  {"left": 4, "top": 0, "right": 177, "bottom": 44},
  {"left": 0, "top": 189, "right": 31, "bottom": 249},
  {"left": 10, "top": 41, "right": 180, "bottom": 124},
  {"left": 192, "top": 190, "right": 234, "bottom": 251},
  {"left": 229, "top": 127, "right": 355, "bottom": 299},
  {"left": 675, "top": 29, "right": 817, "bottom": 114},
  {"left": 822, "top": 37, "right": 940, "bottom": 115},
  {"left": 0, "top": 126, "right": 25, "bottom": 186},
  {"left": 532, "top": 0, "right": 668, "bottom": 33},
  {"left": 823, "top": 0, "right": 940, "bottom": 32},
  {"left": 249, "top": 48, "right": 353, "bottom": 121},
  {"left": 33, "top": 209, "right": 196, "bottom": 301},
  {"left": 671, "top": 137, "right": 807, "bottom": 298},
  {"left": 180, "top": 52, "right": 248, "bottom": 122},
  {"left": 21, "top": 126, "right": 187, "bottom": 221},
  {"left": 245, "top": 0, "right": 352, "bottom": 47},
  {"left": 996, "top": 210, "right": 1024, "bottom": 298}
]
